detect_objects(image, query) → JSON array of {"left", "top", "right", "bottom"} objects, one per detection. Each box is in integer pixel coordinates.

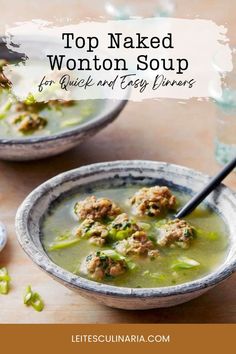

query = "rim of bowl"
[
  {"left": 15, "top": 160, "right": 236, "bottom": 298},
  {"left": 0, "top": 99, "right": 128, "bottom": 145},
  {"left": 0, "top": 221, "right": 7, "bottom": 252}
]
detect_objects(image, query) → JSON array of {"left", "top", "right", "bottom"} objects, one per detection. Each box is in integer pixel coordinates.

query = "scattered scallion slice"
[
  {"left": 100, "top": 249, "right": 125, "bottom": 261},
  {"left": 0, "top": 267, "right": 11, "bottom": 295},
  {"left": 23, "top": 285, "right": 44, "bottom": 312}
]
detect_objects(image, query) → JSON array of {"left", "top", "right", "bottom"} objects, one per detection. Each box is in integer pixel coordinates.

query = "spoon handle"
[{"left": 175, "top": 156, "right": 236, "bottom": 219}]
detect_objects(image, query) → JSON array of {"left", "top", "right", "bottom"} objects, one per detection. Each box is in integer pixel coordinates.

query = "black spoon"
[{"left": 175, "top": 156, "right": 236, "bottom": 219}]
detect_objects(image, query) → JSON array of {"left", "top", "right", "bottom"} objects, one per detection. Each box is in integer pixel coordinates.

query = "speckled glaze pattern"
[
  {"left": 0, "top": 99, "right": 127, "bottom": 161},
  {"left": 0, "top": 221, "right": 7, "bottom": 252},
  {"left": 15, "top": 161, "right": 236, "bottom": 309}
]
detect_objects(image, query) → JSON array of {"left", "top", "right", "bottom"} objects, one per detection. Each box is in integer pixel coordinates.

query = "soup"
[
  {"left": 42, "top": 185, "right": 228, "bottom": 288},
  {"left": 0, "top": 60, "right": 102, "bottom": 138}
]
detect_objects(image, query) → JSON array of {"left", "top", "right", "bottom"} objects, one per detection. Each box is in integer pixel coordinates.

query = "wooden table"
[{"left": 1, "top": 0, "right": 236, "bottom": 323}]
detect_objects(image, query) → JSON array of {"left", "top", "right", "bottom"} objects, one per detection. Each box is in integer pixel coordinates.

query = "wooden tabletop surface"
[{"left": 1, "top": 1, "right": 236, "bottom": 323}]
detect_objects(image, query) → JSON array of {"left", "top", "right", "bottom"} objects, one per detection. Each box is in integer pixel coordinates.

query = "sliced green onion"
[
  {"left": 109, "top": 228, "right": 131, "bottom": 241},
  {"left": 100, "top": 249, "right": 125, "bottom": 261},
  {"left": 155, "top": 219, "right": 168, "bottom": 228},
  {"left": 24, "top": 93, "right": 37, "bottom": 105},
  {"left": 60, "top": 117, "right": 82, "bottom": 128},
  {"left": 0, "top": 99, "right": 12, "bottom": 119},
  {"left": 142, "top": 270, "right": 166, "bottom": 281},
  {"left": 126, "top": 260, "right": 137, "bottom": 271},
  {"left": 171, "top": 256, "right": 200, "bottom": 270},
  {"left": 196, "top": 228, "right": 219, "bottom": 241},
  {"left": 0, "top": 267, "right": 11, "bottom": 295},
  {"left": 23, "top": 285, "right": 44, "bottom": 312},
  {"left": 48, "top": 237, "right": 80, "bottom": 251},
  {"left": 149, "top": 273, "right": 166, "bottom": 281}
]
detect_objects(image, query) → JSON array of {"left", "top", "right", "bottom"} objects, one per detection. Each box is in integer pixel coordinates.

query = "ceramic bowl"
[
  {"left": 0, "top": 39, "right": 127, "bottom": 161},
  {"left": 0, "top": 99, "right": 127, "bottom": 161},
  {"left": 15, "top": 160, "right": 236, "bottom": 309},
  {"left": 0, "top": 221, "right": 7, "bottom": 252}
]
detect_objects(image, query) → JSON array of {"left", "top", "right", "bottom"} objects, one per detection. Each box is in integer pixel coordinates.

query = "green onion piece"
[
  {"left": 126, "top": 260, "right": 137, "bottom": 271},
  {"left": 48, "top": 237, "right": 80, "bottom": 251},
  {"left": 171, "top": 256, "right": 200, "bottom": 270},
  {"left": 142, "top": 270, "right": 166, "bottom": 281},
  {"left": 155, "top": 219, "right": 168, "bottom": 228},
  {"left": 137, "top": 222, "right": 151, "bottom": 231},
  {"left": 149, "top": 273, "right": 166, "bottom": 281},
  {"left": 196, "top": 228, "right": 219, "bottom": 241},
  {"left": 24, "top": 93, "right": 37, "bottom": 105},
  {"left": 109, "top": 228, "right": 131, "bottom": 241},
  {"left": 0, "top": 281, "right": 9, "bottom": 294},
  {"left": 0, "top": 267, "right": 11, "bottom": 294},
  {"left": 60, "top": 118, "right": 82, "bottom": 128},
  {"left": 23, "top": 285, "right": 44, "bottom": 312},
  {"left": 116, "top": 230, "right": 130, "bottom": 240},
  {"left": 100, "top": 249, "right": 125, "bottom": 261},
  {"left": 0, "top": 99, "right": 12, "bottom": 119},
  {"left": 55, "top": 231, "right": 71, "bottom": 241}
]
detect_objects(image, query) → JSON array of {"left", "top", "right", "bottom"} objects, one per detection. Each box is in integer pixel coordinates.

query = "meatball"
[
  {"left": 74, "top": 196, "right": 121, "bottom": 221},
  {"left": 115, "top": 230, "right": 159, "bottom": 258},
  {"left": 130, "top": 186, "right": 176, "bottom": 217},
  {"left": 76, "top": 218, "right": 109, "bottom": 246},
  {"left": 85, "top": 251, "right": 127, "bottom": 280},
  {"left": 0, "top": 59, "right": 11, "bottom": 89},
  {"left": 13, "top": 113, "right": 47, "bottom": 133},
  {"left": 157, "top": 219, "right": 195, "bottom": 249}
]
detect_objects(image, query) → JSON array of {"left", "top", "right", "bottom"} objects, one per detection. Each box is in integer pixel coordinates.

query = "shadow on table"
[{"left": 96, "top": 276, "right": 236, "bottom": 323}]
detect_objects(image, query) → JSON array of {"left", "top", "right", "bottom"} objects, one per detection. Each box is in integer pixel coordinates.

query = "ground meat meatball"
[
  {"left": 13, "top": 113, "right": 47, "bottom": 133},
  {"left": 157, "top": 219, "right": 195, "bottom": 249},
  {"left": 76, "top": 218, "right": 109, "bottom": 246},
  {"left": 115, "top": 230, "right": 159, "bottom": 258},
  {"left": 74, "top": 196, "right": 121, "bottom": 221},
  {"left": 130, "top": 186, "right": 176, "bottom": 217},
  {"left": 85, "top": 251, "right": 127, "bottom": 280},
  {"left": 0, "top": 59, "right": 11, "bottom": 89}
]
